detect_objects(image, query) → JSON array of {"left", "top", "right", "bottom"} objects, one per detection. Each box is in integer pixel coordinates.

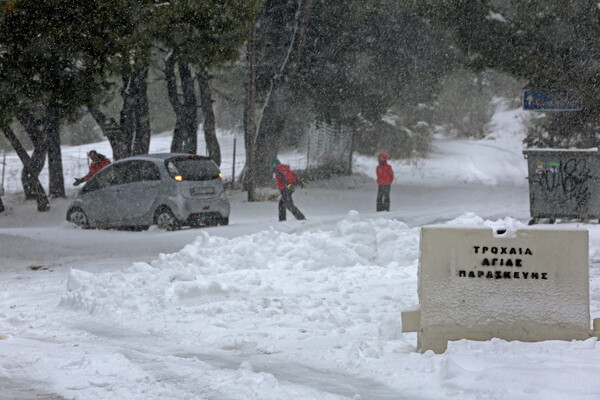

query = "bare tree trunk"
[
  {"left": 254, "top": 0, "right": 314, "bottom": 184},
  {"left": 88, "top": 106, "right": 124, "bottom": 160},
  {"left": 2, "top": 125, "right": 50, "bottom": 211},
  {"left": 254, "top": 83, "right": 291, "bottom": 184},
  {"left": 90, "top": 67, "right": 151, "bottom": 160},
  {"left": 164, "top": 56, "right": 198, "bottom": 154},
  {"left": 116, "top": 66, "right": 152, "bottom": 158},
  {"left": 45, "top": 105, "right": 65, "bottom": 198},
  {"left": 180, "top": 60, "right": 197, "bottom": 154},
  {"left": 164, "top": 54, "right": 186, "bottom": 153},
  {"left": 197, "top": 68, "right": 221, "bottom": 166},
  {"left": 16, "top": 109, "right": 47, "bottom": 199},
  {"left": 120, "top": 75, "right": 137, "bottom": 156},
  {"left": 244, "top": 23, "right": 258, "bottom": 201},
  {"left": 132, "top": 66, "right": 151, "bottom": 156},
  {"left": 88, "top": 106, "right": 107, "bottom": 128}
]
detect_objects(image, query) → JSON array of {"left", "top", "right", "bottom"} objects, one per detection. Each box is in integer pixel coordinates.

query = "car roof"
[{"left": 113, "top": 153, "right": 214, "bottom": 164}]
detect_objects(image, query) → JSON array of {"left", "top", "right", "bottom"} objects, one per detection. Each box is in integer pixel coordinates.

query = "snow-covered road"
[{"left": 0, "top": 179, "right": 530, "bottom": 266}]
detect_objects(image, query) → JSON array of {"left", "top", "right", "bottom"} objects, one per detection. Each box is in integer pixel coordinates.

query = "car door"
[
  {"left": 78, "top": 165, "right": 120, "bottom": 225},
  {"left": 117, "top": 161, "right": 162, "bottom": 223},
  {"left": 93, "top": 162, "right": 130, "bottom": 226}
]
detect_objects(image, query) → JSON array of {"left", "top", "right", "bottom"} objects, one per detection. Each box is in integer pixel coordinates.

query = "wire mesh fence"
[{"left": 305, "top": 120, "right": 353, "bottom": 175}]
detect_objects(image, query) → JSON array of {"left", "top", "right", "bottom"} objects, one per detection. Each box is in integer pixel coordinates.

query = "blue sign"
[{"left": 523, "top": 90, "right": 582, "bottom": 111}]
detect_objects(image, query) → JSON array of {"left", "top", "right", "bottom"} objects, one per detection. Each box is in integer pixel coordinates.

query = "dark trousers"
[
  {"left": 376, "top": 185, "right": 391, "bottom": 212},
  {"left": 279, "top": 188, "right": 305, "bottom": 221}
]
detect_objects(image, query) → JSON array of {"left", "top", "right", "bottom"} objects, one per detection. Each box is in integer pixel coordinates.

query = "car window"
[
  {"left": 81, "top": 165, "right": 116, "bottom": 193},
  {"left": 107, "top": 163, "right": 129, "bottom": 186},
  {"left": 166, "top": 157, "right": 221, "bottom": 181},
  {"left": 121, "top": 161, "right": 161, "bottom": 184},
  {"left": 139, "top": 161, "right": 161, "bottom": 181},
  {"left": 82, "top": 161, "right": 161, "bottom": 193}
]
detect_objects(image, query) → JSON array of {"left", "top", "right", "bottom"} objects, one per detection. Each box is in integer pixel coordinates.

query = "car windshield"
[{"left": 166, "top": 156, "right": 221, "bottom": 181}]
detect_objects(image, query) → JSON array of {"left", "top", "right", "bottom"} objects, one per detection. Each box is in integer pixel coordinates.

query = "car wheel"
[
  {"left": 219, "top": 216, "right": 229, "bottom": 226},
  {"left": 155, "top": 208, "right": 180, "bottom": 231},
  {"left": 188, "top": 220, "right": 202, "bottom": 228},
  {"left": 68, "top": 208, "right": 89, "bottom": 228},
  {"left": 203, "top": 216, "right": 219, "bottom": 227}
]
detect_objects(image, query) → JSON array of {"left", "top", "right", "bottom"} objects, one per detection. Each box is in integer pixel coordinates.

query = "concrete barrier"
[{"left": 402, "top": 226, "right": 599, "bottom": 353}]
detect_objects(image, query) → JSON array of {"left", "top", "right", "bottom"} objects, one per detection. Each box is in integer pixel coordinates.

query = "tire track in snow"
[{"left": 173, "top": 350, "right": 411, "bottom": 400}]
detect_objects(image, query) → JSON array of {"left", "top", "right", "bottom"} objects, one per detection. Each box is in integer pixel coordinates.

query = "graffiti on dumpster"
[{"left": 531, "top": 158, "right": 591, "bottom": 210}]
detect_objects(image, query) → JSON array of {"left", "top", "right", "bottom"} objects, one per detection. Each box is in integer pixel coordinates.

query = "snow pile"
[
  {"left": 61, "top": 212, "right": 421, "bottom": 349},
  {"left": 446, "top": 211, "right": 526, "bottom": 235},
  {"left": 50, "top": 212, "right": 600, "bottom": 399}
]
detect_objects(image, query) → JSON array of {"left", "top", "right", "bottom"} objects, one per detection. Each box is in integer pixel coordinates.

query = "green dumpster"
[{"left": 523, "top": 148, "right": 600, "bottom": 224}]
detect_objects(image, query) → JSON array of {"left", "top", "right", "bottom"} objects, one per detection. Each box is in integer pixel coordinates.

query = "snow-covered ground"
[{"left": 1, "top": 105, "right": 600, "bottom": 400}]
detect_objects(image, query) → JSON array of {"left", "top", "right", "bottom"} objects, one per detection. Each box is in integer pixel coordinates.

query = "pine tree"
[
  {"left": 152, "top": 0, "right": 260, "bottom": 164},
  {"left": 0, "top": 0, "right": 137, "bottom": 196},
  {"left": 250, "top": 0, "right": 454, "bottom": 182}
]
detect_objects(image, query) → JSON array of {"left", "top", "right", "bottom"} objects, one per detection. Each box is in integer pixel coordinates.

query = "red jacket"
[
  {"left": 82, "top": 155, "right": 111, "bottom": 182},
  {"left": 376, "top": 153, "right": 394, "bottom": 185},
  {"left": 273, "top": 163, "right": 299, "bottom": 191}
]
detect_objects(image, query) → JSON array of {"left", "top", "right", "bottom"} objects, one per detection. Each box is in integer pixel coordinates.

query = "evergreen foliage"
[
  {"left": 299, "top": 0, "right": 455, "bottom": 123},
  {"left": 153, "top": 0, "right": 260, "bottom": 68},
  {"left": 0, "top": 0, "right": 132, "bottom": 121},
  {"left": 421, "top": 0, "right": 600, "bottom": 147},
  {"left": 256, "top": 0, "right": 455, "bottom": 123},
  {"left": 252, "top": 0, "right": 456, "bottom": 159}
]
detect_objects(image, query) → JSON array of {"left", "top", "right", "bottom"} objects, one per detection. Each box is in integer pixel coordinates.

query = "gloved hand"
[
  {"left": 73, "top": 178, "right": 82, "bottom": 186},
  {"left": 286, "top": 183, "right": 294, "bottom": 192}
]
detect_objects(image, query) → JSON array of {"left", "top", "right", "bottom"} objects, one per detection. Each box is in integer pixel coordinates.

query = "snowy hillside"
[{"left": 356, "top": 99, "right": 531, "bottom": 187}]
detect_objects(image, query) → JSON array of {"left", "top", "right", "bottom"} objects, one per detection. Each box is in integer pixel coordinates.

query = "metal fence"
[{"left": 306, "top": 121, "right": 353, "bottom": 174}]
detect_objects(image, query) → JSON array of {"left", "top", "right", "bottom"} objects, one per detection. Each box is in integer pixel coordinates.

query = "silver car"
[{"left": 67, "top": 153, "right": 230, "bottom": 230}]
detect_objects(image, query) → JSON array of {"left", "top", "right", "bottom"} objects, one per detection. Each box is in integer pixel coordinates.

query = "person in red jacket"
[
  {"left": 376, "top": 152, "right": 394, "bottom": 211},
  {"left": 74, "top": 150, "right": 111, "bottom": 186},
  {"left": 271, "top": 158, "right": 306, "bottom": 221}
]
